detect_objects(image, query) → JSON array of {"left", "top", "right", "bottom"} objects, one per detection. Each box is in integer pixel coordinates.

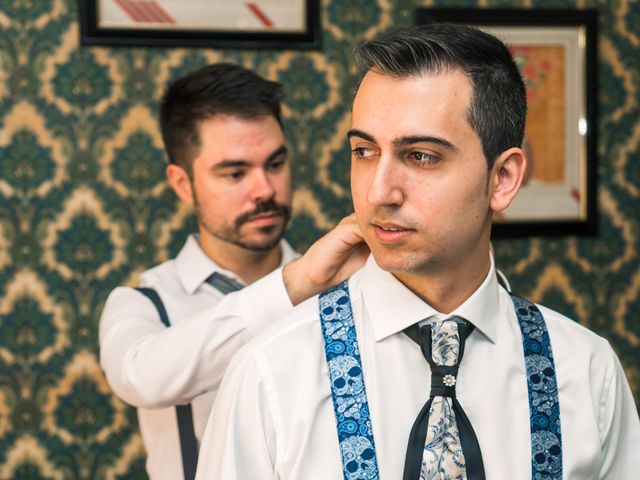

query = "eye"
[
  {"left": 266, "top": 157, "right": 286, "bottom": 172},
  {"left": 351, "top": 146, "right": 376, "bottom": 159},
  {"left": 408, "top": 151, "right": 440, "bottom": 166},
  {"left": 226, "top": 170, "right": 245, "bottom": 180}
]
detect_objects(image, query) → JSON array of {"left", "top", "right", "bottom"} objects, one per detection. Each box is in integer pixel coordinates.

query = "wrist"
[{"left": 283, "top": 259, "right": 306, "bottom": 306}]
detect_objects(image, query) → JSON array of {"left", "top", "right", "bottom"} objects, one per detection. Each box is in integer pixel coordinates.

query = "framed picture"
[
  {"left": 416, "top": 9, "right": 598, "bottom": 237},
  {"left": 79, "top": 0, "right": 321, "bottom": 50}
]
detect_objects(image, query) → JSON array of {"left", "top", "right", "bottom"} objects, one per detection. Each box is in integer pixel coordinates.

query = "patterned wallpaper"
[{"left": 0, "top": 0, "right": 637, "bottom": 478}]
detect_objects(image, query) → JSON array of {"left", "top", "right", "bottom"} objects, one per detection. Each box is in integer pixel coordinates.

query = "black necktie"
[
  {"left": 205, "top": 271, "right": 245, "bottom": 294},
  {"left": 403, "top": 317, "right": 485, "bottom": 480}
]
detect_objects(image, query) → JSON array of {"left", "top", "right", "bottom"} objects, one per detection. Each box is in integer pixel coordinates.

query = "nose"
[
  {"left": 366, "top": 155, "right": 404, "bottom": 207},
  {"left": 251, "top": 170, "right": 276, "bottom": 203}
]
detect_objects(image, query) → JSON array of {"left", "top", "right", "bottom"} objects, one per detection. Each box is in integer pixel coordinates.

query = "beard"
[{"left": 194, "top": 195, "right": 291, "bottom": 252}]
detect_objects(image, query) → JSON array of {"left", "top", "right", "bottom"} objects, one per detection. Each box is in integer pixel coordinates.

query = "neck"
[
  {"left": 198, "top": 234, "right": 282, "bottom": 285},
  {"left": 394, "top": 247, "right": 491, "bottom": 314}
]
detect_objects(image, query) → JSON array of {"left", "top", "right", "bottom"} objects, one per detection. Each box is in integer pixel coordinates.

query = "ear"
[
  {"left": 166, "top": 163, "right": 195, "bottom": 206},
  {"left": 489, "top": 147, "right": 527, "bottom": 213}
]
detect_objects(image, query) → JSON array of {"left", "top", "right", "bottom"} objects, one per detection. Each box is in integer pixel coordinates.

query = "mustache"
[{"left": 235, "top": 199, "right": 291, "bottom": 228}]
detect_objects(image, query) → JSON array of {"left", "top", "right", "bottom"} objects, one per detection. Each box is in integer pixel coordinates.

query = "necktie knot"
[
  {"left": 205, "top": 271, "right": 245, "bottom": 294},
  {"left": 429, "top": 318, "right": 462, "bottom": 366},
  {"left": 427, "top": 318, "right": 473, "bottom": 398}
]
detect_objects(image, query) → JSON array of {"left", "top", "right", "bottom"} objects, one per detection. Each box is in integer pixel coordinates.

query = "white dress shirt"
[
  {"left": 196, "top": 255, "right": 640, "bottom": 479},
  {"left": 99, "top": 234, "right": 298, "bottom": 479}
]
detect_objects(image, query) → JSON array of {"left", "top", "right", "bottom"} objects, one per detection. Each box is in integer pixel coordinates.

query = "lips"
[
  {"left": 372, "top": 219, "right": 412, "bottom": 231},
  {"left": 249, "top": 212, "right": 281, "bottom": 221},
  {"left": 371, "top": 220, "right": 414, "bottom": 243},
  {"left": 376, "top": 224, "right": 406, "bottom": 232},
  {"left": 245, "top": 212, "right": 283, "bottom": 228}
]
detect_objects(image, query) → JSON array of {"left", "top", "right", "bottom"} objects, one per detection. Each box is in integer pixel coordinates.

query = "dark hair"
[
  {"left": 354, "top": 23, "right": 527, "bottom": 168},
  {"left": 159, "top": 63, "right": 284, "bottom": 173}
]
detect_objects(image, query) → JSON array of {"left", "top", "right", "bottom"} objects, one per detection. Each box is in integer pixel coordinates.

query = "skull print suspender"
[
  {"left": 319, "top": 281, "right": 380, "bottom": 480},
  {"left": 318, "top": 281, "right": 563, "bottom": 480}
]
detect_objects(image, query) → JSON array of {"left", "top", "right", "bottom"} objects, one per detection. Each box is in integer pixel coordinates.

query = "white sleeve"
[
  {"left": 99, "top": 267, "right": 292, "bottom": 408},
  {"left": 598, "top": 342, "right": 640, "bottom": 479},
  {"left": 195, "top": 345, "right": 278, "bottom": 479}
]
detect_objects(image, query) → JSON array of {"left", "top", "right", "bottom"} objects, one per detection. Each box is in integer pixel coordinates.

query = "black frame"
[
  {"left": 79, "top": 0, "right": 321, "bottom": 50},
  {"left": 416, "top": 8, "right": 598, "bottom": 237}
]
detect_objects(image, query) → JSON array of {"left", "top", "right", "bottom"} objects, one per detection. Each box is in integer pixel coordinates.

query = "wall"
[{"left": 0, "top": 0, "right": 637, "bottom": 478}]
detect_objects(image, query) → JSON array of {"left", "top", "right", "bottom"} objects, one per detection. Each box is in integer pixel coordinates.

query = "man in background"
[{"left": 99, "top": 63, "right": 368, "bottom": 479}]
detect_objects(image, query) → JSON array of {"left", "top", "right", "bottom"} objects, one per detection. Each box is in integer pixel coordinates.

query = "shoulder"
[
  {"left": 513, "top": 297, "right": 621, "bottom": 387},
  {"left": 139, "top": 258, "right": 179, "bottom": 289},
  {"left": 248, "top": 273, "right": 364, "bottom": 352},
  {"left": 246, "top": 294, "right": 323, "bottom": 357},
  {"left": 100, "top": 257, "right": 180, "bottom": 319},
  {"left": 506, "top": 291, "right": 609, "bottom": 353},
  {"left": 234, "top": 275, "right": 365, "bottom": 381},
  {"left": 532, "top": 302, "right": 611, "bottom": 355}
]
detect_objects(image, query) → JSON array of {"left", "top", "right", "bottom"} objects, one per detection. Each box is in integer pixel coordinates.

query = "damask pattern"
[
  {"left": 421, "top": 320, "right": 467, "bottom": 480},
  {"left": 421, "top": 398, "right": 466, "bottom": 480},
  {"left": 0, "top": 0, "right": 637, "bottom": 477}
]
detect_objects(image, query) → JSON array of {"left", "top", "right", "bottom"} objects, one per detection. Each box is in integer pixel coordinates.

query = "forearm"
[{"left": 99, "top": 268, "right": 292, "bottom": 408}]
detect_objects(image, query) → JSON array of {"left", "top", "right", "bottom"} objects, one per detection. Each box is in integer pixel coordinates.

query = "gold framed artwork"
[
  {"left": 416, "top": 9, "right": 598, "bottom": 237},
  {"left": 79, "top": 0, "right": 321, "bottom": 50}
]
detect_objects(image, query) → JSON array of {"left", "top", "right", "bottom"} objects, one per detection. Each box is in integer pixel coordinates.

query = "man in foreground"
[{"left": 196, "top": 25, "right": 639, "bottom": 479}]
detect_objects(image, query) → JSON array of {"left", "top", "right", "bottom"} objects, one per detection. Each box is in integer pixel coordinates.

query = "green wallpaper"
[{"left": 0, "top": 0, "right": 637, "bottom": 478}]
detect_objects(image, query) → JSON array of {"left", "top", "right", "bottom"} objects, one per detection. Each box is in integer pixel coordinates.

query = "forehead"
[
  {"left": 351, "top": 70, "right": 474, "bottom": 141},
  {"left": 193, "top": 114, "right": 285, "bottom": 168},
  {"left": 198, "top": 114, "right": 283, "bottom": 141}
]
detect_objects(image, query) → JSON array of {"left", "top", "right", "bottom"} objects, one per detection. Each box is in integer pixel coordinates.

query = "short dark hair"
[
  {"left": 159, "top": 63, "right": 284, "bottom": 173},
  {"left": 354, "top": 23, "right": 527, "bottom": 168}
]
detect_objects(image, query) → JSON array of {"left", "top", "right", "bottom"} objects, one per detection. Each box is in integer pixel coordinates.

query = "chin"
[
  {"left": 369, "top": 249, "right": 411, "bottom": 273},
  {"left": 239, "top": 233, "right": 284, "bottom": 252},
  {"left": 373, "top": 243, "right": 441, "bottom": 276}
]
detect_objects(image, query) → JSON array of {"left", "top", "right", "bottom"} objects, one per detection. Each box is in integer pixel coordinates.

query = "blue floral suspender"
[
  {"left": 319, "top": 283, "right": 380, "bottom": 480},
  {"left": 319, "top": 281, "right": 563, "bottom": 480},
  {"left": 511, "top": 294, "right": 563, "bottom": 479}
]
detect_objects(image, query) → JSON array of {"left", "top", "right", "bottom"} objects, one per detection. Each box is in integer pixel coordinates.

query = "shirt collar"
[
  {"left": 175, "top": 234, "right": 297, "bottom": 294},
  {"left": 361, "top": 254, "right": 500, "bottom": 343}
]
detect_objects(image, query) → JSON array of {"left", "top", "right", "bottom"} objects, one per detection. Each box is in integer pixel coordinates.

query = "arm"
[
  {"left": 195, "top": 347, "right": 278, "bottom": 479},
  {"left": 598, "top": 344, "right": 640, "bottom": 479},
  {"left": 100, "top": 214, "right": 368, "bottom": 408},
  {"left": 99, "top": 267, "right": 290, "bottom": 408}
]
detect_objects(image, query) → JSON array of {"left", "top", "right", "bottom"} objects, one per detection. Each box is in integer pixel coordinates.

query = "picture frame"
[
  {"left": 416, "top": 9, "right": 598, "bottom": 237},
  {"left": 79, "top": 0, "right": 321, "bottom": 50}
]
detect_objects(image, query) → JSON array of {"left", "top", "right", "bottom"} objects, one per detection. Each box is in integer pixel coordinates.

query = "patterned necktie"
[
  {"left": 403, "top": 317, "right": 485, "bottom": 480},
  {"left": 205, "top": 271, "right": 245, "bottom": 294}
]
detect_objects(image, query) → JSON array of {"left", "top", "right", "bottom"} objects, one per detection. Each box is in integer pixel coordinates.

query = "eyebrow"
[
  {"left": 212, "top": 145, "right": 288, "bottom": 170},
  {"left": 393, "top": 135, "right": 457, "bottom": 152},
  {"left": 347, "top": 129, "right": 457, "bottom": 152},
  {"left": 347, "top": 129, "right": 375, "bottom": 143}
]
